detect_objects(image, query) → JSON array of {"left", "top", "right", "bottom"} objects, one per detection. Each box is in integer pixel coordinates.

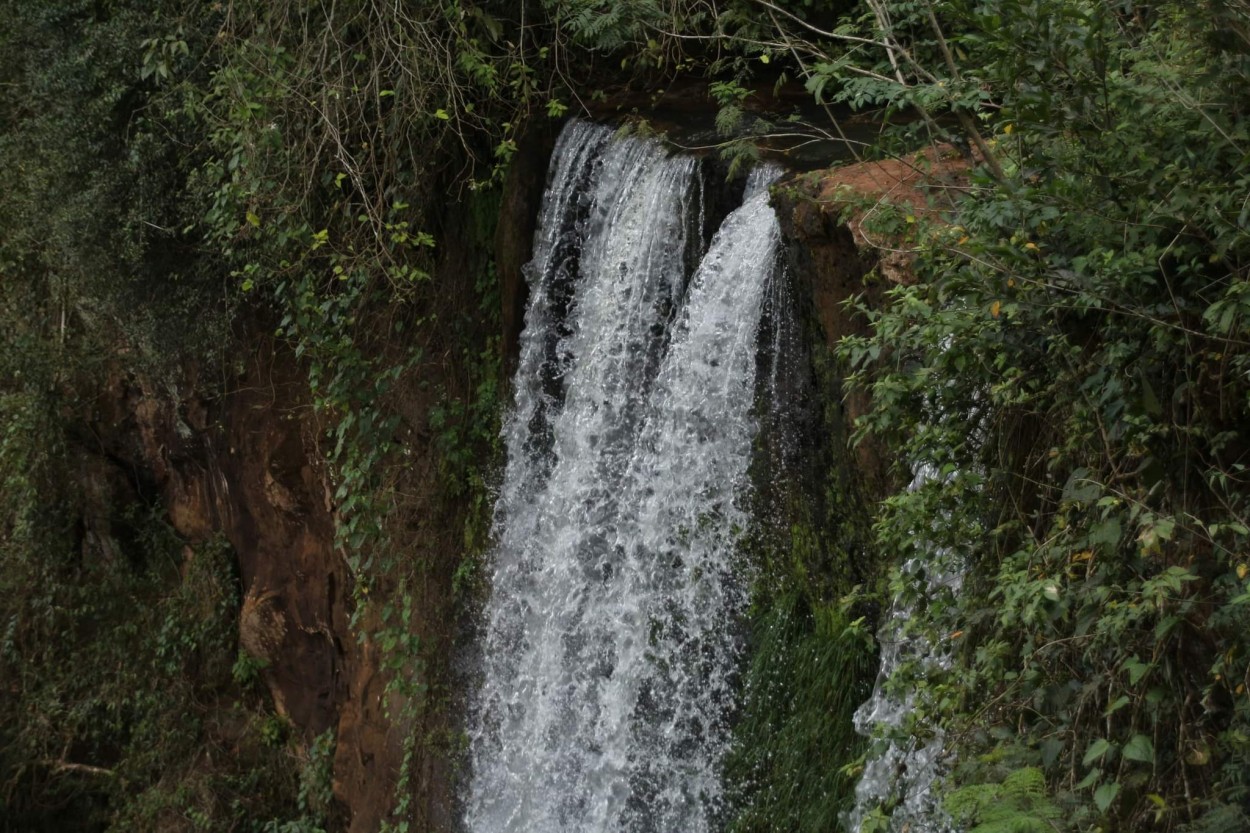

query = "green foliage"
[
  {"left": 0, "top": 7, "right": 339, "bottom": 827},
  {"left": 192, "top": 1, "right": 524, "bottom": 604},
  {"left": 0, "top": 504, "right": 317, "bottom": 830},
  {"left": 833, "top": 0, "right": 1250, "bottom": 829},
  {"left": 0, "top": 0, "right": 227, "bottom": 367},
  {"left": 298, "top": 729, "right": 338, "bottom": 822}
]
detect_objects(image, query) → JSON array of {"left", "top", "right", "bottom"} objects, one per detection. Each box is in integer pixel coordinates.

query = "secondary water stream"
[{"left": 845, "top": 466, "right": 961, "bottom": 833}]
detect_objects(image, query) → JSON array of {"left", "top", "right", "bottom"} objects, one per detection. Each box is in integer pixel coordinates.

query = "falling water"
[
  {"left": 845, "top": 468, "right": 961, "bottom": 833},
  {"left": 465, "top": 121, "right": 782, "bottom": 833}
]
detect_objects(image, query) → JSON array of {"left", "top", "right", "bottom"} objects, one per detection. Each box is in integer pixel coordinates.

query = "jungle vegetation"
[{"left": 1, "top": 0, "right": 1248, "bottom": 830}]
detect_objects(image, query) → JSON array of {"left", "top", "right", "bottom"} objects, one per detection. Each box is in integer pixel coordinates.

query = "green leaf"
[
  {"left": 1123, "top": 734, "right": 1155, "bottom": 764},
  {"left": 1103, "top": 695, "right": 1130, "bottom": 717},
  {"left": 1075, "top": 768, "right": 1101, "bottom": 790},
  {"left": 1062, "top": 468, "right": 1101, "bottom": 504},
  {"left": 1139, "top": 373, "right": 1162, "bottom": 416},
  {"left": 1040, "top": 737, "right": 1064, "bottom": 769},
  {"left": 1089, "top": 518, "right": 1122, "bottom": 552},
  {"left": 1124, "top": 657, "right": 1152, "bottom": 685},
  {"left": 1155, "top": 517, "right": 1176, "bottom": 540},
  {"left": 1094, "top": 781, "right": 1121, "bottom": 813},
  {"left": 1083, "top": 738, "right": 1111, "bottom": 767},
  {"left": 1155, "top": 615, "right": 1181, "bottom": 641}
]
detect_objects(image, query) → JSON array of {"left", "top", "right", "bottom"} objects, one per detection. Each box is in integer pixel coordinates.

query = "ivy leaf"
[
  {"left": 1089, "top": 518, "right": 1122, "bottom": 552},
  {"left": 1124, "top": 657, "right": 1152, "bottom": 685},
  {"left": 1062, "top": 467, "right": 1101, "bottom": 504},
  {"left": 1040, "top": 737, "right": 1064, "bottom": 769},
  {"left": 1103, "top": 695, "right": 1130, "bottom": 717},
  {"left": 1139, "top": 372, "right": 1163, "bottom": 416}
]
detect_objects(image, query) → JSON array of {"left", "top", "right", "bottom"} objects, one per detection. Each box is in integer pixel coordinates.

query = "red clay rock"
[{"left": 86, "top": 337, "right": 384, "bottom": 829}]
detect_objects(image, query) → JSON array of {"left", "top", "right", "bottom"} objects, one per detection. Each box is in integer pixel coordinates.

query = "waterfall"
[{"left": 465, "top": 120, "right": 782, "bottom": 833}]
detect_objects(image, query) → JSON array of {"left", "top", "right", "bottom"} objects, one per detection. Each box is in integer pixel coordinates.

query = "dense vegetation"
[
  {"left": 835, "top": 3, "right": 1250, "bottom": 831},
  {"left": 1, "top": 0, "right": 1248, "bottom": 830}
]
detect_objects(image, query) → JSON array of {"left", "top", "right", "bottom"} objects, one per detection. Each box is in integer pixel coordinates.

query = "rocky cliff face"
[
  {"left": 83, "top": 337, "right": 395, "bottom": 826},
  {"left": 72, "top": 134, "right": 558, "bottom": 830}
]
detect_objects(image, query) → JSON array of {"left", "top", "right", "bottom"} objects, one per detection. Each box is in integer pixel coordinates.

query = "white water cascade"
[{"left": 464, "top": 120, "right": 782, "bottom": 833}]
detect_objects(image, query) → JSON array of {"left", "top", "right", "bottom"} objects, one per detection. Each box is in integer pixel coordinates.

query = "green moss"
[
  {"left": 727, "top": 593, "right": 876, "bottom": 832},
  {"left": 727, "top": 298, "right": 885, "bottom": 829}
]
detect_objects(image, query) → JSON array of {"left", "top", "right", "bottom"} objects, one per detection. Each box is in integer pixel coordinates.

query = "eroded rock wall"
[{"left": 83, "top": 337, "right": 397, "bottom": 826}]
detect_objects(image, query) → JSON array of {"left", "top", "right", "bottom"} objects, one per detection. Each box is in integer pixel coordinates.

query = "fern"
[{"left": 945, "top": 767, "right": 1062, "bottom": 833}]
